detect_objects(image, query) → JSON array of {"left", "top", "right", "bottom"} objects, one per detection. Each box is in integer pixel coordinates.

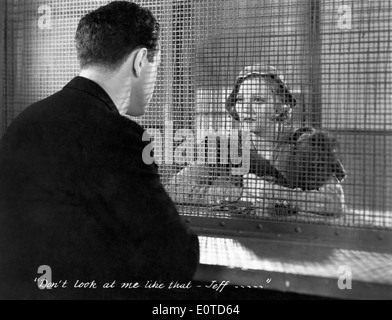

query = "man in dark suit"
[{"left": 0, "top": 1, "right": 199, "bottom": 299}]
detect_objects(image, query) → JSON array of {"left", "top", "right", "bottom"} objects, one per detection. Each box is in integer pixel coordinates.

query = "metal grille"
[{"left": 1, "top": 0, "right": 392, "bottom": 230}]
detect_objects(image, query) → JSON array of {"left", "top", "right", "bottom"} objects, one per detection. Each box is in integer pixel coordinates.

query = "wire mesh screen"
[{"left": 1, "top": 0, "right": 392, "bottom": 230}]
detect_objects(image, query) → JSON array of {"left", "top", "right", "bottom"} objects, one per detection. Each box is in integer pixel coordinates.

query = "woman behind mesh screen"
[{"left": 166, "top": 65, "right": 347, "bottom": 217}]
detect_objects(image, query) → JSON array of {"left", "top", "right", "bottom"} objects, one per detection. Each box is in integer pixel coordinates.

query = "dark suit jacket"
[{"left": 0, "top": 77, "right": 199, "bottom": 299}]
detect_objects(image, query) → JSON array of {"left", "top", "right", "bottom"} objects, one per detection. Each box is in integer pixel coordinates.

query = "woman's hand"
[
  {"left": 204, "top": 185, "right": 243, "bottom": 205},
  {"left": 242, "top": 174, "right": 346, "bottom": 217},
  {"left": 166, "top": 182, "right": 242, "bottom": 205},
  {"left": 165, "top": 163, "right": 242, "bottom": 205}
]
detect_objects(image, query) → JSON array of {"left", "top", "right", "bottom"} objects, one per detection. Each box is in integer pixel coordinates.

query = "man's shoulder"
[
  {"left": 7, "top": 82, "right": 115, "bottom": 127},
  {"left": 114, "top": 117, "right": 150, "bottom": 156},
  {"left": 6, "top": 83, "right": 88, "bottom": 124},
  {"left": 118, "top": 115, "right": 145, "bottom": 135}
]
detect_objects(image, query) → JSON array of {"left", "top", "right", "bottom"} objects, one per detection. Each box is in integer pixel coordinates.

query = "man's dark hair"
[{"left": 75, "top": 1, "right": 160, "bottom": 70}]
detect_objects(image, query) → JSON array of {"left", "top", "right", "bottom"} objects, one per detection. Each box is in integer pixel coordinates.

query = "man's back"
[{"left": 0, "top": 77, "right": 199, "bottom": 299}]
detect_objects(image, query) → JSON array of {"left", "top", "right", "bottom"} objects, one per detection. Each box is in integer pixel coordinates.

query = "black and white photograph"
[{"left": 0, "top": 0, "right": 391, "bottom": 305}]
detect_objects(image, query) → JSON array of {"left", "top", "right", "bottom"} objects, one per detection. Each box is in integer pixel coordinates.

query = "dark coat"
[{"left": 0, "top": 77, "right": 199, "bottom": 299}]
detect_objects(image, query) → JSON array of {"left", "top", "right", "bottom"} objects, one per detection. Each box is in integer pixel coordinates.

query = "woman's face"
[{"left": 236, "top": 77, "right": 279, "bottom": 135}]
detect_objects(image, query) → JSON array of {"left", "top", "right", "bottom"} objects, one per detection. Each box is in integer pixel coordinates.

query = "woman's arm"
[
  {"left": 165, "top": 163, "right": 242, "bottom": 205},
  {"left": 242, "top": 174, "right": 346, "bottom": 217}
]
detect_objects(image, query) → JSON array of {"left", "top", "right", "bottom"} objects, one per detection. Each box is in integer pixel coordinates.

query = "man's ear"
[{"left": 133, "top": 48, "right": 148, "bottom": 78}]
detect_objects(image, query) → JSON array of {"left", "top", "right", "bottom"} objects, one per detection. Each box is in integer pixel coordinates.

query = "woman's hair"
[
  {"left": 75, "top": 1, "right": 160, "bottom": 71},
  {"left": 226, "top": 65, "right": 296, "bottom": 123}
]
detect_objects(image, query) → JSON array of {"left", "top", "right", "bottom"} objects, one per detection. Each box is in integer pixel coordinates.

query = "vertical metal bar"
[
  {"left": 295, "top": 0, "right": 311, "bottom": 126},
  {"left": 172, "top": 0, "right": 183, "bottom": 130},
  {"left": 309, "top": 0, "right": 322, "bottom": 127},
  {"left": 0, "top": 0, "right": 6, "bottom": 136},
  {"left": 172, "top": 0, "right": 194, "bottom": 131},
  {"left": 297, "top": 0, "right": 321, "bottom": 127},
  {"left": 163, "top": 0, "right": 174, "bottom": 125}
]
